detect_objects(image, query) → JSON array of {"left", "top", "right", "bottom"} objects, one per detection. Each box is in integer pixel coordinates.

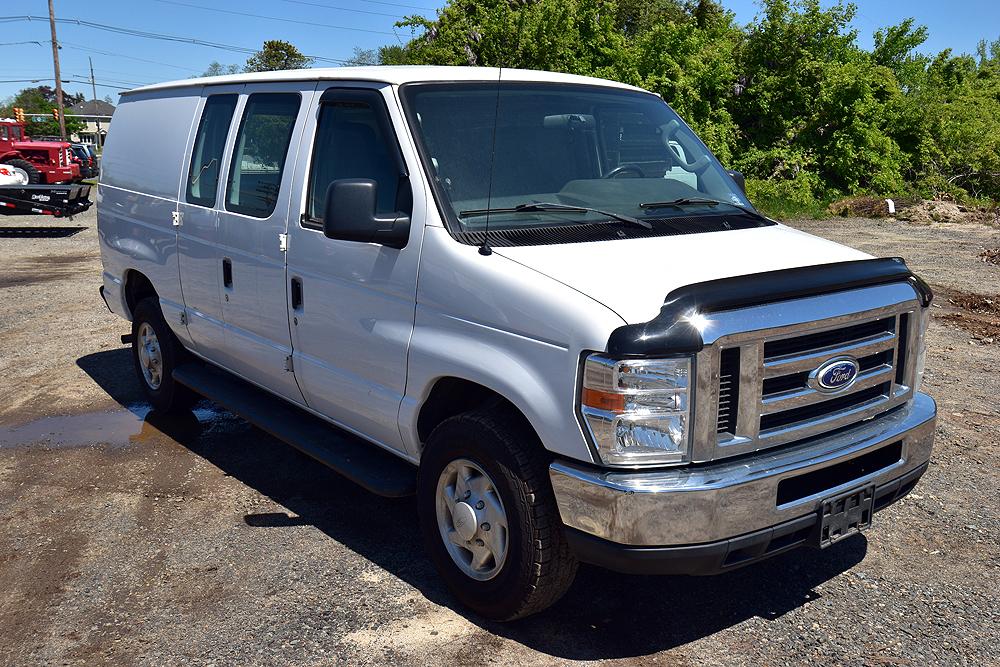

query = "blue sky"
[{"left": 2, "top": 0, "right": 998, "bottom": 104}]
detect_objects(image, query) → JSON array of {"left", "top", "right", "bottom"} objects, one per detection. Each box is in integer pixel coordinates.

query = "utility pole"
[
  {"left": 48, "top": 0, "right": 67, "bottom": 141},
  {"left": 89, "top": 57, "right": 101, "bottom": 149}
]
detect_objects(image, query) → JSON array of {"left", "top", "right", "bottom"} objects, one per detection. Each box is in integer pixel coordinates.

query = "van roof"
[{"left": 122, "top": 65, "right": 650, "bottom": 96}]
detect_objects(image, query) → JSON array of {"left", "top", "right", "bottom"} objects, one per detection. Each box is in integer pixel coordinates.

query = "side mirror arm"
[
  {"left": 727, "top": 170, "right": 747, "bottom": 194},
  {"left": 372, "top": 213, "right": 410, "bottom": 249}
]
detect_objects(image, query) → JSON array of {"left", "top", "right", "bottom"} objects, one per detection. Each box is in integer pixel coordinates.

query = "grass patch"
[
  {"left": 744, "top": 178, "right": 832, "bottom": 220},
  {"left": 751, "top": 195, "right": 832, "bottom": 220}
]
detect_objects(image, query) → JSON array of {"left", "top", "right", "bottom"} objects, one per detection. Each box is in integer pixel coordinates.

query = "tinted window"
[
  {"left": 306, "top": 97, "right": 401, "bottom": 223},
  {"left": 0, "top": 126, "right": 8, "bottom": 140},
  {"left": 225, "top": 93, "right": 300, "bottom": 218},
  {"left": 402, "top": 83, "right": 756, "bottom": 234},
  {"left": 11, "top": 126, "right": 22, "bottom": 140},
  {"left": 186, "top": 94, "right": 237, "bottom": 207}
]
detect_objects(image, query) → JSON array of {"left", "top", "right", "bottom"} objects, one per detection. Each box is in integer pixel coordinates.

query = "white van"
[{"left": 98, "top": 67, "right": 936, "bottom": 620}]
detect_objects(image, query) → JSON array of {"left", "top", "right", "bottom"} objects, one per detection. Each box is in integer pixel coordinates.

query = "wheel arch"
[
  {"left": 122, "top": 268, "right": 158, "bottom": 318},
  {"left": 415, "top": 376, "right": 541, "bottom": 454}
]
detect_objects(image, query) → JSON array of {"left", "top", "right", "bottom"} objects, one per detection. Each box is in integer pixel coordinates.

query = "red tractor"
[{"left": 0, "top": 118, "right": 79, "bottom": 184}]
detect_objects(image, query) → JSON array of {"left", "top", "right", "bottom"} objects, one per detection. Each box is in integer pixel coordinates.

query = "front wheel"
[
  {"left": 130, "top": 297, "right": 197, "bottom": 412},
  {"left": 418, "top": 408, "right": 578, "bottom": 620}
]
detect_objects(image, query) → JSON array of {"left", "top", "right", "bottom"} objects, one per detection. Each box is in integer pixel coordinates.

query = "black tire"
[
  {"left": 6, "top": 158, "right": 41, "bottom": 184},
  {"left": 418, "top": 408, "right": 578, "bottom": 620},
  {"left": 130, "top": 297, "right": 198, "bottom": 412}
]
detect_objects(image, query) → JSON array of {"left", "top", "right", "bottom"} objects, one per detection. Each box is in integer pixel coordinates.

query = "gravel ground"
[{"left": 0, "top": 207, "right": 998, "bottom": 666}]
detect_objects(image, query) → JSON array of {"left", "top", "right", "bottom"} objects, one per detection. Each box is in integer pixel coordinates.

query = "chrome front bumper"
[{"left": 550, "top": 392, "right": 936, "bottom": 547}]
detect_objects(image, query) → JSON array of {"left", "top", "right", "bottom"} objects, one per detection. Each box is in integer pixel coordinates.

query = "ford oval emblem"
[{"left": 809, "top": 356, "right": 860, "bottom": 393}]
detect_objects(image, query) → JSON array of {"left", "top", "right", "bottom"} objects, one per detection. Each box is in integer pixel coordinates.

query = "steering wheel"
[{"left": 603, "top": 164, "right": 645, "bottom": 179}]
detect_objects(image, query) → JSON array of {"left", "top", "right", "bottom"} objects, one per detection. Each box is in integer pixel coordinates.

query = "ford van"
[{"left": 98, "top": 67, "right": 936, "bottom": 620}]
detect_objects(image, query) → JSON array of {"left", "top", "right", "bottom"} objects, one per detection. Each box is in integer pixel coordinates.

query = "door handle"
[
  {"left": 222, "top": 258, "right": 233, "bottom": 288},
  {"left": 290, "top": 277, "right": 303, "bottom": 310}
]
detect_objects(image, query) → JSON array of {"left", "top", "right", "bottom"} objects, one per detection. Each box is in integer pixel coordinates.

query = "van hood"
[{"left": 493, "top": 224, "right": 871, "bottom": 324}]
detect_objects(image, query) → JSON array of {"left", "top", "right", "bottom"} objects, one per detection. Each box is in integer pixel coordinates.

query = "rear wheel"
[
  {"left": 130, "top": 297, "right": 197, "bottom": 412},
  {"left": 418, "top": 408, "right": 578, "bottom": 620},
  {"left": 6, "top": 158, "right": 40, "bottom": 184}
]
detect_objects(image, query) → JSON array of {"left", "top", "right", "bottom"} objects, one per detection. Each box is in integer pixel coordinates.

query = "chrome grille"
[
  {"left": 716, "top": 347, "right": 740, "bottom": 435},
  {"left": 691, "top": 283, "right": 922, "bottom": 463},
  {"left": 757, "top": 316, "right": 899, "bottom": 438}
]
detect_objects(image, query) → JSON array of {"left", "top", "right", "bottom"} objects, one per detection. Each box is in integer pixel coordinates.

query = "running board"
[{"left": 172, "top": 362, "right": 417, "bottom": 498}]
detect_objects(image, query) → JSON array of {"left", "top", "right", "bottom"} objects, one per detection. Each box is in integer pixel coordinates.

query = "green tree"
[
  {"left": 0, "top": 86, "right": 86, "bottom": 137},
  {"left": 351, "top": 0, "right": 1000, "bottom": 203},
  {"left": 872, "top": 18, "right": 929, "bottom": 91},
  {"left": 200, "top": 61, "right": 242, "bottom": 77},
  {"left": 244, "top": 40, "right": 314, "bottom": 72},
  {"left": 2, "top": 85, "right": 84, "bottom": 113},
  {"left": 344, "top": 47, "right": 380, "bottom": 66}
]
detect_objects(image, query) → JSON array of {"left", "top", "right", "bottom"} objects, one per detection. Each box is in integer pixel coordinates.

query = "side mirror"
[
  {"left": 727, "top": 170, "right": 746, "bottom": 195},
  {"left": 322, "top": 178, "right": 410, "bottom": 249}
]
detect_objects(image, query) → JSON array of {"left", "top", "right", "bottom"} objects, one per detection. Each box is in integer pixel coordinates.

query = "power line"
[
  {"left": 92, "top": 65, "right": 166, "bottom": 79},
  {"left": 60, "top": 41, "right": 203, "bottom": 73},
  {"left": 0, "top": 39, "right": 203, "bottom": 80},
  {"left": 354, "top": 0, "right": 440, "bottom": 9},
  {"left": 67, "top": 78, "right": 133, "bottom": 90},
  {"left": 152, "top": 1, "right": 399, "bottom": 36},
  {"left": 70, "top": 73, "right": 153, "bottom": 86},
  {"left": 0, "top": 76, "right": 137, "bottom": 90},
  {"left": 0, "top": 16, "right": 353, "bottom": 65},
  {"left": 280, "top": 0, "right": 409, "bottom": 19}
]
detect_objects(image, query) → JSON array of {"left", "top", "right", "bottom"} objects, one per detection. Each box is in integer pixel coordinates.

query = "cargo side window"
[
  {"left": 225, "top": 92, "right": 300, "bottom": 218},
  {"left": 304, "top": 93, "right": 406, "bottom": 227},
  {"left": 185, "top": 94, "right": 238, "bottom": 207}
]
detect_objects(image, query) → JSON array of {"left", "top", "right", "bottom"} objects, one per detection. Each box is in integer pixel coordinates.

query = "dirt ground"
[{"left": 1, "top": 207, "right": 998, "bottom": 666}]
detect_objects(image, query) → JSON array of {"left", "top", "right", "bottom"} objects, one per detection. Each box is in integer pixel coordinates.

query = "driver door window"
[{"left": 304, "top": 98, "right": 402, "bottom": 227}]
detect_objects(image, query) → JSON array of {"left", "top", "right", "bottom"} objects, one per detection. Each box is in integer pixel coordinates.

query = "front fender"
[
  {"left": 399, "top": 227, "right": 626, "bottom": 463},
  {"left": 400, "top": 309, "right": 584, "bottom": 461}
]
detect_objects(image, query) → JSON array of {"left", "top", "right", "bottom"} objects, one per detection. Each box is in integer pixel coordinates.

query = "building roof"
[
  {"left": 67, "top": 99, "right": 116, "bottom": 116},
  {"left": 123, "top": 65, "right": 649, "bottom": 96}
]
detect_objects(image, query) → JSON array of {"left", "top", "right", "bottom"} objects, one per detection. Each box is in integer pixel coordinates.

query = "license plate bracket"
[{"left": 816, "top": 483, "right": 875, "bottom": 548}]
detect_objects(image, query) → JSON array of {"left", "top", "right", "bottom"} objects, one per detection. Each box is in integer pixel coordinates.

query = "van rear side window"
[
  {"left": 225, "top": 93, "right": 300, "bottom": 218},
  {"left": 186, "top": 94, "right": 237, "bottom": 207}
]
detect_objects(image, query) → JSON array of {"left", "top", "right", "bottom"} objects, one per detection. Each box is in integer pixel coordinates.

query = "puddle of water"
[{"left": 0, "top": 402, "right": 247, "bottom": 449}]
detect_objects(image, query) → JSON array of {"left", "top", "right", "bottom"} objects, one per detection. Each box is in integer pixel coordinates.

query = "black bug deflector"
[{"left": 606, "top": 257, "right": 933, "bottom": 357}]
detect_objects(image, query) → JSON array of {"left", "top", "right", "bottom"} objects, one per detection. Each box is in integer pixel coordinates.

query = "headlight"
[{"left": 580, "top": 354, "right": 692, "bottom": 466}]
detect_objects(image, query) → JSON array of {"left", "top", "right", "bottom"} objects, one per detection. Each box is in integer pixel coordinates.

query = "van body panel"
[
  {"left": 124, "top": 66, "right": 647, "bottom": 98},
  {"left": 177, "top": 86, "right": 244, "bottom": 364},
  {"left": 213, "top": 82, "right": 317, "bottom": 404},
  {"left": 101, "top": 90, "right": 202, "bottom": 200},
  {"left": 284, "top": 83, "right": 425, "bottom": 455},
  {"left": 403, "top": 226, "right": 627, "bottom": 462},
  {"left": 97, "top": 185, "right": 186, "bottom": 322},
  {"left": 494, "top": 224, "right": 872, "bottom": 324},
  {"left": 98, "top": 88, "right": 202, "bottom": 342}
]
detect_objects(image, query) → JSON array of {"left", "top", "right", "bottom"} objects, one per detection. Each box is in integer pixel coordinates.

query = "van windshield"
[{"left": 401, "top": 82, "right": 767, "bottom": 244}]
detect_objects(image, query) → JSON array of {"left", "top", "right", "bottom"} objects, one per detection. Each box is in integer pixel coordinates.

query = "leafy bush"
[{"left": 376, "top": 0, "right": 1000, "bottom": 211}]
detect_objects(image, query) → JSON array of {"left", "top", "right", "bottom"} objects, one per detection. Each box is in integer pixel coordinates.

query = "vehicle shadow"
[{"left": 77, "top": 348, "right": 867, "bottom": 660}]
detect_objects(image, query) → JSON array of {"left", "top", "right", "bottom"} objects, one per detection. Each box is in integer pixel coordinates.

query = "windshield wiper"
[
  {"left": 459, "top": 202, "right": 652, "bottom": 229},
  {"left": 639, "top": 197, "right": 766, "bottom": 221}
]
